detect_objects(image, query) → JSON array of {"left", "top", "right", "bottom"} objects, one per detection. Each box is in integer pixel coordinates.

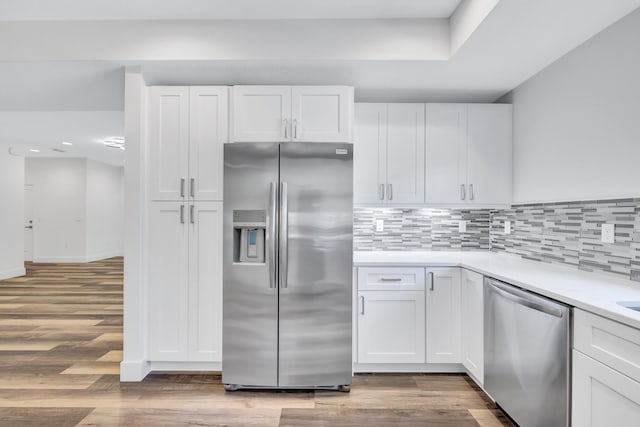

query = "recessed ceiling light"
[
  {"left": 62, "top": 141, "right": 73, "bottom": 146},
  {"left": 103, "top": 136, "right": 125, "bottom": 150},
  {"left": 29, "top": 149, "right": 40, "bottom": 153}
]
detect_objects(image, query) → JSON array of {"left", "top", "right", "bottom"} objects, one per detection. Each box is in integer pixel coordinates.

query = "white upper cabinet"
[
  {"left": 148, "top": 86, "right": 229, "bottom": 202},
  {"left": 353, "top": 103, "right": 425, "bottom": 204},
  {"left": 466, "top": 104, "right": 512, "bottom": 205},
  {"left": 291, "top": 86, "right": 352, "bottom": 142},
  {"left": 426, "top": 267, "right": 461, "bottom": 364},
  {"left": 354, "top": 103, "right": 387, "bottom": 204},
  {"left": 189, "top": 87, "right": 229, "bottom": 201},
  {"left": 386, "top": 104, "right": 426, "bottom": 204},
  {"left": 232, "top": 85, "right": 353, "bottom": 143},
  {"left": 231, "top": 86, "right": 291, "bottom": 142},
  {"left": 148, "top": 87, "right": 190, "bottom": 201},
  {"left": 425, "top": 103, "right": 512, "bottom": 206},
  {"left": 425, "top": 104, "right": 467, "bottom": 205}
]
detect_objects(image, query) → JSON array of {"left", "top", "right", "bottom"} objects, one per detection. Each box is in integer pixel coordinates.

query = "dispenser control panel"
[{"left": 233, "top": 210, "right": 266, "bottom": 264}]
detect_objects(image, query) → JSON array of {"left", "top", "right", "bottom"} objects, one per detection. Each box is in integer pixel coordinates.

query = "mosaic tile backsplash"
[
  {"left": 354, "top": 198, "right": 640, "bottom": 282},
  {"left": 354, "top": 208, "right": 491, "bottom": 251},
  {"left": 490, "top": 199, "right": 640, "bottom": 281}
]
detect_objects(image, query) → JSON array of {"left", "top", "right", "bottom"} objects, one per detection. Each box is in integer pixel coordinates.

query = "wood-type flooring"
[{"left": 0, "top": 258, "right": 513, "bottom": 426}]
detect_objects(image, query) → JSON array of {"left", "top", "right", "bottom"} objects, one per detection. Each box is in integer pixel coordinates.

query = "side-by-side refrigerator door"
[
  {"left": 278, "top": 142, "right": 353, "bottom": 387},
  {"left": 222, "top": 142, "right": 279, "bottom": 387}
]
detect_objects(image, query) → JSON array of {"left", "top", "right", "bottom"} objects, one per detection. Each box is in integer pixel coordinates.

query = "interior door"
[
  {"left": 24, "top": 184, "right": 34, "bottom": 261},
  {"left": 222, "top": 142, "right": 279, "bottom": 387},
  {"left": 278, "top": 142, "right": 353, "bottom": 387}
]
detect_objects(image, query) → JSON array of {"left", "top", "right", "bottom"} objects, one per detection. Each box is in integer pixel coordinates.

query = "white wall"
[
  {"left": 25, "top": 158, "right": 87, "bottom": 262},
  {"left": 86, "top": 159, "right": 124, "bottom": 261},
  {"left": 0, "top": 145, "right": 25, "bottom": 280},
  {"left": 505, "top": 7, "right": 640, "bottom": 203}
]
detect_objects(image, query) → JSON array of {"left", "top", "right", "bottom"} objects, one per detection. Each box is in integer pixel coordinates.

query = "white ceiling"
[
  {"left": 1, "top": 0, "right": 639, "bottom": 166},
  {"left": 0, "top": 111, "right": 125, "bottom": 166},
  {"left": 0, "top": 0, "right": 462, "bottom": 20}
]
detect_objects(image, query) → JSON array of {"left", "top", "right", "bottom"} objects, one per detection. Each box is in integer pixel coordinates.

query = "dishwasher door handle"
[{"left": 487, "top": 280, "right": 565, "bottom": 318}]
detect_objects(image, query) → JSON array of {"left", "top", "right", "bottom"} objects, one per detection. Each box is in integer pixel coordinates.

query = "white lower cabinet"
[
  {"left": 357, "top": 290, "right": 425, "bottom": 364},
  {"left": 148, "top": 201, "right": 223, "bottom": 362},
  {"left": 356, "top": 267, "right": 426, "bottom": 364},
  {"left": 426, "top": 267, "right": 461, "bottom": 364},
  {"left": 355, "top": 266, "right": 464, "bottom": 368},
  {"left": 461, "top": 269, "right": 484, "bottom": 383},
  {"left": 572, "top": 350, "right": 640, "bottom": 426},
  {"left": 572, "top": 308, "right": 640, "bottom": 426}
]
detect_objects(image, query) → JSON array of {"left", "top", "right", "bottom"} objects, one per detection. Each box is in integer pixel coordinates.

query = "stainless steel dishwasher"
[{"left": 484, "top": 277, "right": 571, "bottom": 427}]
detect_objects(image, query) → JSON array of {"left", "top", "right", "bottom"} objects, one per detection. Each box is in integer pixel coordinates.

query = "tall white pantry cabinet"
[{"left": 147, "top": 86, "right": 226, "bottom": 363}]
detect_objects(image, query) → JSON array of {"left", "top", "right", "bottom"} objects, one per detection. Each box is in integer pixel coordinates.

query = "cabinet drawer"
[
  {"left": 574, "top": 308, "right": 640, "bottom": 383},
  {"left": 358, "top": 267, "right": 425, "bottom": 291}
]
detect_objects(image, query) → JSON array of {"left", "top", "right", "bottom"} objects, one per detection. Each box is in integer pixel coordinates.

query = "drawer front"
[
  {"left": 574, "top": 308, "right": 640, "bottom": 383},
  {"left": 358, "top": 267, "right": 425, "bottom": 291}
]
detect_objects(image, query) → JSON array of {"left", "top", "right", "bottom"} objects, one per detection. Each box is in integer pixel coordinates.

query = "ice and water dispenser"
[{"left": 233, "top": 210, "right": 266, "bottom": 263}]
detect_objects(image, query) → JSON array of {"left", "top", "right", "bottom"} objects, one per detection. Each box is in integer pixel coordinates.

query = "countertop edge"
[{"left": 353, "top": 253, "right": 640, "bottom": 330}]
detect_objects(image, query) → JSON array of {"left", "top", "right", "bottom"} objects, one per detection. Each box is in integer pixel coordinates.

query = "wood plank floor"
[{"left": 0, "top": 259, "right": 513, "bottom": 426}]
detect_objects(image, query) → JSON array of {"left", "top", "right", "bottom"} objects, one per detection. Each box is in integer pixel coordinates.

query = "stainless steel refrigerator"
[{"left": 222, "top": 142, "right": 353, "bottom": 391}]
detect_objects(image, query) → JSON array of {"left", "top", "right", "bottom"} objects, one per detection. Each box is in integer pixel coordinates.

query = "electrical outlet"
[
  {"left": 601, "top": 223, "right": 615, "bottom": 243},
  {"left": 458, "top": 220, "right": 467, "bottom": 233},
  {"left": 375, "top": 219, "right": 384, "bottom": 232},
  {"left": 504, "top": 220, "right": 511, "bottom": 234}
]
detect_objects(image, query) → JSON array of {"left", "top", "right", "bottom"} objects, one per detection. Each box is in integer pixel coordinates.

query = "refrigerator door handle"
[
  {"left": 279, "top": 181, "right": 289, "bottom": 289},
  {"left": 268, "top": 182, "right": 278, "bottom": 289}
]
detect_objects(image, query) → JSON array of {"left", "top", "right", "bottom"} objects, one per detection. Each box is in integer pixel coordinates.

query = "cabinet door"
[
  {"left": 291, "top": 86, "right": 352, "bottom": 142},
  {"left": 425, "top": 104, "right": 468, "bottom": 204},
  {"left": 461, "top": 269, "right": 484, "bottom": 383},
  {"left": 466, "top": 104, "right": 512, "bottom": 205},
  {"left": 426, "top": 267, "right": 461, "bottom": 363},
  {"left": 357, "top": 291, "right": 425, "bottom": 364},
  {"left": 148, "top": 87, "right": 190, "bottom": 201},
  {"left": 386, "top": 104, "right": 425, "bottom": 204},
  {"left": 148, "top": 202, "right": 189, "bottom": 361},
  {"left": 188, "top": 202, "right": 223, "bottom": 362},
  {"left": 573, "top": 350, "right": 640, "bottom": 427},
  {"left": 189, "top": 87, "right": 228, "bottom": 201},
  {"left": 231, "top": 86, "right": 291, "bottom": 142},
  {"left": 353, "top": 103, "right": 387, "bottom": 204}
]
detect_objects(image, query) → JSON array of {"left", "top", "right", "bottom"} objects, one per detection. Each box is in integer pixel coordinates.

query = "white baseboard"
[
  {"left": 33, "top": 252, "right": 123, "bottom": 263},
  {"left": 0, "top": 267, "right": 26, "bottom": 281},
  {"left": 148, "top": 361, "right": 222, "bottom": 373},
  {"left": 353, "top": 363, "right": 465, "bottom": 373},
  {"left": 85, "top": 251, "right": 123, "bottom": 262},
  {"left": 120, "top": 359, "right": 151, "bottom": 382},
  {"left": 33, "top": 255, "right": 89, "bottom": 263}
]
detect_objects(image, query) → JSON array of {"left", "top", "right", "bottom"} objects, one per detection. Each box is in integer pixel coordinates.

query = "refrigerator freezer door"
[
  {"left": 278, "top": 142, "right": 353, "bottom": 387},
  {"left": 222, "top": 142, "right": 279, "bottom": 387}
]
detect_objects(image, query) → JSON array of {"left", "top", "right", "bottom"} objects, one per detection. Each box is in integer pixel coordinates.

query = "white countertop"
[{"left": 354, "top": 251, "right": 640, "bottom": 330}]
